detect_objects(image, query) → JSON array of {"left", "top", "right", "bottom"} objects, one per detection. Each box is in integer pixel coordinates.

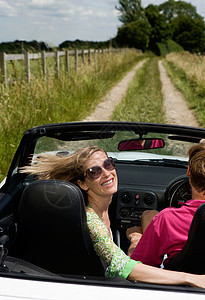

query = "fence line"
[{"left": 0, "top": 48, "right": 121, "bottom": 87}]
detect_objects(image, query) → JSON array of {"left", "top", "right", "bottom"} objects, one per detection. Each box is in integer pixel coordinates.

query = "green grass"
[
  {"left": 111, "top": 56, "right": 165, "bottom": 123},
  {"left": 0, "top": 50, "right": 146, "bottom": 181}
]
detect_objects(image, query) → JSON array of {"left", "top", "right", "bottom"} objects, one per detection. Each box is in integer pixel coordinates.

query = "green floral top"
[{"left": 86, "top": 207, "right": 140, "bottom": 279}]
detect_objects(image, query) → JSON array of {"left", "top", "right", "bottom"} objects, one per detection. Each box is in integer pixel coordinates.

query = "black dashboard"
[{"left": 112, "top": 162, "right": 189, "bottom": 231}]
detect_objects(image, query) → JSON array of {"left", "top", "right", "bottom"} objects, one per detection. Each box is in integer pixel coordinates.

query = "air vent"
[
  {"left": 120, "top": 208, "right": 129, "bottom": 218},
  {"left": 120, "top": 192, "right": 132, "bottom": 204},
  {"left": 143, "top": 194, "right": 155, "bottom": 206}
]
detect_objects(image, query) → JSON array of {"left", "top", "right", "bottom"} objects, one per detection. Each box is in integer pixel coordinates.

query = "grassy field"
[{"left": 0, "top": 50, "right": 145, "bottom": 181}]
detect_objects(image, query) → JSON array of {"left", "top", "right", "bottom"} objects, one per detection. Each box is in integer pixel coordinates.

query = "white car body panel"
[
  {"left": 0, "top": 277, "right": 204, "bottom": 300},
  {"left": 108, "top": 152, "right": 188, "bottom": 161},
  {"left": 0, "top": 177, "right": 6, "bottom": 189}
]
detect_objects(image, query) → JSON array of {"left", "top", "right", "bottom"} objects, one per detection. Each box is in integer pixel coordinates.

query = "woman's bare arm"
[{"left": 128, "top": 262, "right": 205, "bottom": 289}]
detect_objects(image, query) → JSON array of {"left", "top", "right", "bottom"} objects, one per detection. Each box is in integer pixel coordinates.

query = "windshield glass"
[{"left": 33, "top": 131, "right": 193, "bottom": 163}]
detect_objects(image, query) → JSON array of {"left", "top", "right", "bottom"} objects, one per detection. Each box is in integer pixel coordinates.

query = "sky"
[{"left": 1, "top": 0, "right": 205, "bottom": 47}]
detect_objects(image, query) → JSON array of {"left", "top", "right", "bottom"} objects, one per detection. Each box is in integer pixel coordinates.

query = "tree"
[
  {"left": 158, "top": 0, "right": 205, "bottom": 52},
  {"left": 116, "top": 19, "right": 151, "bottom": 51},
  {"left": 115, "top": 0, "right": 145, "bottom": 24},
  {"left": 171, "top": 15, "right": 205, "bottom": 52},
  {"left": 159, "top": 0, "right": 202, "bottom": 22},
  {"left": 145, "top": 4, "right": 171, "bottom": 52}
]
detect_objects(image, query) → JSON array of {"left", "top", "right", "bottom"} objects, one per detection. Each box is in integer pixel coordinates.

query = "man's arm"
[
  {"left": 129, "top": 215, "right": 163, "bottom": 267},
  {"left": 126, "top": 210, "right": 159, "bottom": 257},
  {"left": 126, "top": 226, "right": 142, "bottom": 256}
]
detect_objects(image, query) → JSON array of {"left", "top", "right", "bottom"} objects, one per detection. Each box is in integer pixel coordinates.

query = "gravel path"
[
  {"left": 83, "top": 59, "right": 199, "bottom": 127},
  {"left": 158, "top": 60, "right": 199, "bottom": 127}
]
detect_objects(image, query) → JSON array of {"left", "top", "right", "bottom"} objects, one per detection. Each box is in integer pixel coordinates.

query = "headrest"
[
  {"left": 16, "top": 179, "right": 98, "bottom": 274},
  {"left": 18, "top": 179, "right": 87, "bottom": 232}
]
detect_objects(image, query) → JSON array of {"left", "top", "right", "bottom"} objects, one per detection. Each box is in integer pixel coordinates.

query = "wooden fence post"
[
  {"left": 0, "top": 52, "right": 7, "bottom": 87},
  {"left": 65, "top": 50, "right": 69, "bottom": 73},
  {"left": 24, "top": 52, "right": 30, "bottom": 84},
  {"left": 94, "top": 49, "right": 97, "bottom": 61},
  {"left": 55, "top": 51, "right": 60, "bottom": 78},
  {"left": 41, "top": 51, "right": 47, "bottom": 80},
  {"left": 88, "top": 49, "right": 91, "bottom": 64},
  {"left": 75, "top": 49, "right": 78, "bottom": 71},
  {"left": 82, "top": 49, "right": 85, "bottom": 64}
]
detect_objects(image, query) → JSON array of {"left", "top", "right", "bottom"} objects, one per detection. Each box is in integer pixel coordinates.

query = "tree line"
[
  {"left": 0, "top": 39, "right": 115, "bottom": 54},
  {"left": 0, "top": 0, "right": 204, "bottom": 55}
]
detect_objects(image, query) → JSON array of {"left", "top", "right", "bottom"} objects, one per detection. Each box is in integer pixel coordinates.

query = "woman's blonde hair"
[
  {"left": 19, "top": 146, "right": 107, "bottom": 185},
  {"left": 188, "top": 142, "right": 205, "bottom": 194}
]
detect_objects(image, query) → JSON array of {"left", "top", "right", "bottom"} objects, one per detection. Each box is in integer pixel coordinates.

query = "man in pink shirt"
[{"left": 127, "top": 142, "right": 205, "bottom": 267}]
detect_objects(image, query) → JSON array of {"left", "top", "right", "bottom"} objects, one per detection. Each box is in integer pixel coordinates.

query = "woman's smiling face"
[{"left": 80, "top": 150, "right": 118, "bottom": 198}]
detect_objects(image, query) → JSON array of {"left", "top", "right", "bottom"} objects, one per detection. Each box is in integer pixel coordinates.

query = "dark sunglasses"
[{"left": 85, "top": 157, "right": 116, "bottom": 181}]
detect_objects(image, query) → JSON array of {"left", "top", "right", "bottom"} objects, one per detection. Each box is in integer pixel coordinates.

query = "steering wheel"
[{"left": 166, "top": 176, "right": 191, "bottom": 208}]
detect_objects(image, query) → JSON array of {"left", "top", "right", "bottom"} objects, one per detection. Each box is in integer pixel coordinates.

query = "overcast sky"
[{"left": 1, "top": 0, "right": 205, "bottom": 46}]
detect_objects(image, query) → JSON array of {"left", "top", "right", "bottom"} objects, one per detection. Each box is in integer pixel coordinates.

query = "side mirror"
[{"left": 118, "top": 138, "right": 165, "bottom": 151}]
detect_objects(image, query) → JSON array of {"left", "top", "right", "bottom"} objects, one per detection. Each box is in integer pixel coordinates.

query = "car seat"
[
  {"left": 12, "top": 179, "right": 105, "bottom": 276},
  {"left": 164, "top": 203, "right": 205, "bottom": 274}
]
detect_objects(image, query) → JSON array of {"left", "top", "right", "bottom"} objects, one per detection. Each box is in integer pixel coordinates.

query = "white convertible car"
[{"left": 0, "top": 121, "right": 205, "bottom": 299}]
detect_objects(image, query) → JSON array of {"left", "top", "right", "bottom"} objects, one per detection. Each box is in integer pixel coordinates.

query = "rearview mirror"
[{"left": 118, "top": 138, "right": 165, "bottom": 151}]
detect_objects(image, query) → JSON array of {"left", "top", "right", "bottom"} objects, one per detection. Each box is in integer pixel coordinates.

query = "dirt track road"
[
  {"left": 158, "top": 61, "right": 199, "bottom": 127},
  {"left": 84, "top": 59, "right": 199, "bottom": 127},
  {"left": 83, "top": 60, "right": 145, "bottom": 121}
]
